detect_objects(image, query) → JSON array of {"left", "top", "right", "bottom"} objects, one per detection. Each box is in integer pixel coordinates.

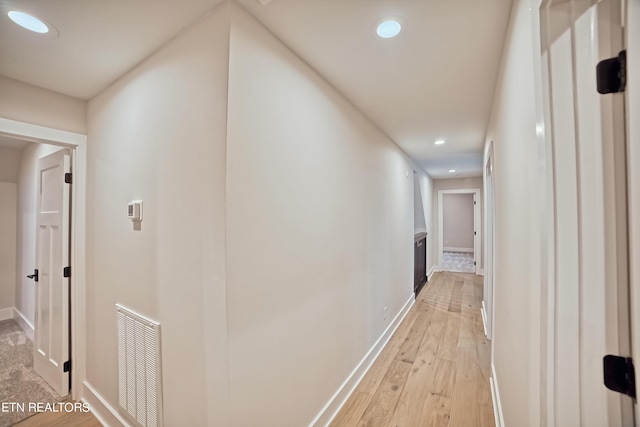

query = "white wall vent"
[{"left": 116, "top": 304, "right": 163, "bottom": 427}]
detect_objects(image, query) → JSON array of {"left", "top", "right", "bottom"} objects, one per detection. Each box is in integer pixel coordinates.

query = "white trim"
[
  {"left": 483, "top": 139, "right": 495, "bottom": 343},
  {"left": 490, "top": 364, "right": 505, "bottom": 427},
  {"left": 13, "top": 307, "right": 34, "bottom": 341},
  {"left": 0, "top": 117, "right": 87, "bottom": 402},
  {"left": 0, "top": 118, "right": 85, "bottom": 147},
  {"left": 443, "top": 247, "right": 474, "bottom": 253},
  {"left": 427, "top": 265, "right": 437, "bottom": 281},
  {"left": 0, "top": 307, "right": 13, "bottom": 321},
  {"left": 478, "top": 268, "right": 485, "bottom": 276},
  {"left": 481, "top": 301, "right": 488, "bottom": 338},
  {"left": 82, "top": 381, "right": 129, "bottom": 427},
  {"left": 310, "top": 294, "right": 415, "bottom": 427},
  {"left": 437, "top": 188, "right": 482, "bottom": 275}
]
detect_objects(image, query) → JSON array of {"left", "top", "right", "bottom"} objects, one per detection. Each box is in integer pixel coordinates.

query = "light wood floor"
[
  {"left": 13, "top": 273, "right": 492, "bottom": 427},
  {"left": 13, "top": 407, "right": 101, "bottom": 427},
  {"left": 330, "top": 272, "right": 494, "bottom": 427}
]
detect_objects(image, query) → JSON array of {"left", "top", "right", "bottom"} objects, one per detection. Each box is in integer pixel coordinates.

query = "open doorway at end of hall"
[{"left": 438, "top": 189, "right": 481, "bottom": 275}]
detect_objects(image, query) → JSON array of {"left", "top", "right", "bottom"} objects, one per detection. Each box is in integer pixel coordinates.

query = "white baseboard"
[
  {"left": 427, "top": 266, "right": 437, "bottom": 281},
  {"left": 0, "top": 307, "right": 13, "bottom": 321},
  {"left": 82, "top": 381, "right": 129, "bottom": 427},
  {"left": 477, "top": 268, "right": 485, "bottom": 276},
  {"left": 0, "top": 307, "right": 34, "bottom": 341},
  {"left": 490, "top": 364, "right": 505, "bottom": 427},
  {"left": 443, "top": 247, "right": 474, "bottom": 253},
  {"left": 481, "top": 302, "right": 488, "bottom": 338},
  {"left": 13, "top": 307, "right": 34, "bottom": 341},
  {"left": 310, "top": 294, "right": 415, "bottom": 426}
]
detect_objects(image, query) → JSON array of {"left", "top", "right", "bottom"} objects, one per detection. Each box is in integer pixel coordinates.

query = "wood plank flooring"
[
  {"left": 13, "top": 272, "right": 492, "bottom": 427},
  {"left": 331, "top": 272, "right": 493, "bottom": 427},
  {"left": 13, "top": 409, "right": 101, "bottom": 427}
]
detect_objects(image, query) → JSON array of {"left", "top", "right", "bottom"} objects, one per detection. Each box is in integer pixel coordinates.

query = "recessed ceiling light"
[
  {"left": 7, "top": 10, "right": 49, "bottom": 34},
  {"left": 376, "top": 20, "right": 402, "bottom": 38},
  {"left": 434, "top": 139, "right": 446, "bottom": 145},
  {"left": 449, "top": 169, "right": 456, "bottom": 173}
]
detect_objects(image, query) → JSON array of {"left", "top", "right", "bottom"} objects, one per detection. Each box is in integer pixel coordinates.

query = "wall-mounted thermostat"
[{"left": 127, "top": 200, "right": 143, "bottom": 221}]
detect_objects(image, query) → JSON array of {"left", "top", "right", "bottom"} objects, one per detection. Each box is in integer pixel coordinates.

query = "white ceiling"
[
  {"left": 0, "top": 0, "right": 513, "bottom": 178},
  {"left": 0, "top": 0, "right": 225, "bottom": 99}
]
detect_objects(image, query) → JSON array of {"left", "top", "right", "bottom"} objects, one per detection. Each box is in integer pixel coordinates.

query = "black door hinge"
[
  {"left": 474, "top": 231, "right": 477, "bottom": 235},
  {"left": 474, "top": 262, "right": 477, "bottom": 266},
  {"left": 597, "top": 50, "right": 626, "bottom": 94},
  {"left": 604, "top": 355, "right": 635, "bottom": 398},
  {"left": 63, "top": 360, "right": 71, "bottom": 372},
  {"left": 27, "top": 269, "right": 38, "bottom": 282},
  {"left": 63, "top": 266, "right": 71, "bottom": 278},
  {"left": 64, "top": 173, "right": 72, "bottom": 184}
]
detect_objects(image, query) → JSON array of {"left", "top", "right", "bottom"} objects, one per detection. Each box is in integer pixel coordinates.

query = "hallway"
[{"left": 331, "top": 272, "right": 493, "bottom": 426}]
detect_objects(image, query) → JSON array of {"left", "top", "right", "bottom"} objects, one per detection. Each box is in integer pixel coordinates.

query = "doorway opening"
[
  {"left": 0, "top": 118, "right": 87, "bottom": 422},
  {"left": 0, "top": 138, "right": 74, "bottom": 425},
  {"left": 437, "top": 189, "right": 481, "bottom": 275},
  {"left": 413, "top": 172, "right": 428, "bottom": 296}
]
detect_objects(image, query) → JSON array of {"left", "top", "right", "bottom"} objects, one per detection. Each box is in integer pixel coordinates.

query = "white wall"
[
  {"left": 0, "top": 147, "right": 22, "bottom": 183},
  {"left": 0, "top": 147, "right": 21, "bottom": 313},
  {"left": 85, "top": 3, "right": 231, "bottom": 426},
  {"left": 0, "top": 183, "right": 17, "bottom": 312},
  {"left": 15, "top": 143, "right": 63, "bottom": 325},
  {"left": 226, "top": 5, "right": 414, "bottom": 426},
  {"left": 484, "top": 0, "right": 542, "bottom": 425},
  {"left": 413, "top": 173, "right": 427, "bottom": 233},
  {"left": 442, "top": 193, "right": 474, "bottom": 251},
  {"left": 418, "top": 173, "right": 435, "bottom": 274},
  {"left": 0, "top": 76, "right": 86, "bottom": 134},
  {"left": 433, "top": 177, "right": 483, "bottom": 268}
]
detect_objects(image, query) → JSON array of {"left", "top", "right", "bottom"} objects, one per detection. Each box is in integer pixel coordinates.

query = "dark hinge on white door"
[
  {"left": 603, "top": 355, "right": 636, "bottom": 398},
  {"left": 597, "top": 50, "right": 626, "bottom": 94}
]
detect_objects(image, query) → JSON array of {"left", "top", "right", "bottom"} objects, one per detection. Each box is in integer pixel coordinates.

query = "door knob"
[{"left": 27, "top": 269, "right": 38, "bottom": 282}]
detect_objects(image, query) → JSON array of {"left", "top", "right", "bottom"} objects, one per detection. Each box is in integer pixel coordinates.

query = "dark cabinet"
[{"left": 414, "top": 233, "right": 427, "bottom": 296}]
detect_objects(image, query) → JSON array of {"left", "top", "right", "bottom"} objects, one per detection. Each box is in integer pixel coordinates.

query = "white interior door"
[
  {"left": 34, "top": 149, "right": 71, "bottom": 397},
  {"left": 541, "top": 0, "right": 631, "bottom": 425},
  {"left": 626, "top": 0, "right": 640, "bottom": 425}
]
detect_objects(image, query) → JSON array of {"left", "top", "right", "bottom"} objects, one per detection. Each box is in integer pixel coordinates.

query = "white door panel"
[
  {"left": 626, "top": 0, "right": 640, "bottom": 425},
  {"left": 541, "top": 0, "right": 631, "bottom": 425},
  {"left": 34, "top": 150, "right": 71, "bottom": 397}
]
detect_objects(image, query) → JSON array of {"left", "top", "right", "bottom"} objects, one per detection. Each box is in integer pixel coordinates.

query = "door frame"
[
  {"left": 483, "top": 142, "right": 495, "bottom": 340},
  {"left": 437, "top": 188, "right": 482, "bottom": 275},
  {"left": 0, "top": 117, "right": 87, "bottom": 401}
]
